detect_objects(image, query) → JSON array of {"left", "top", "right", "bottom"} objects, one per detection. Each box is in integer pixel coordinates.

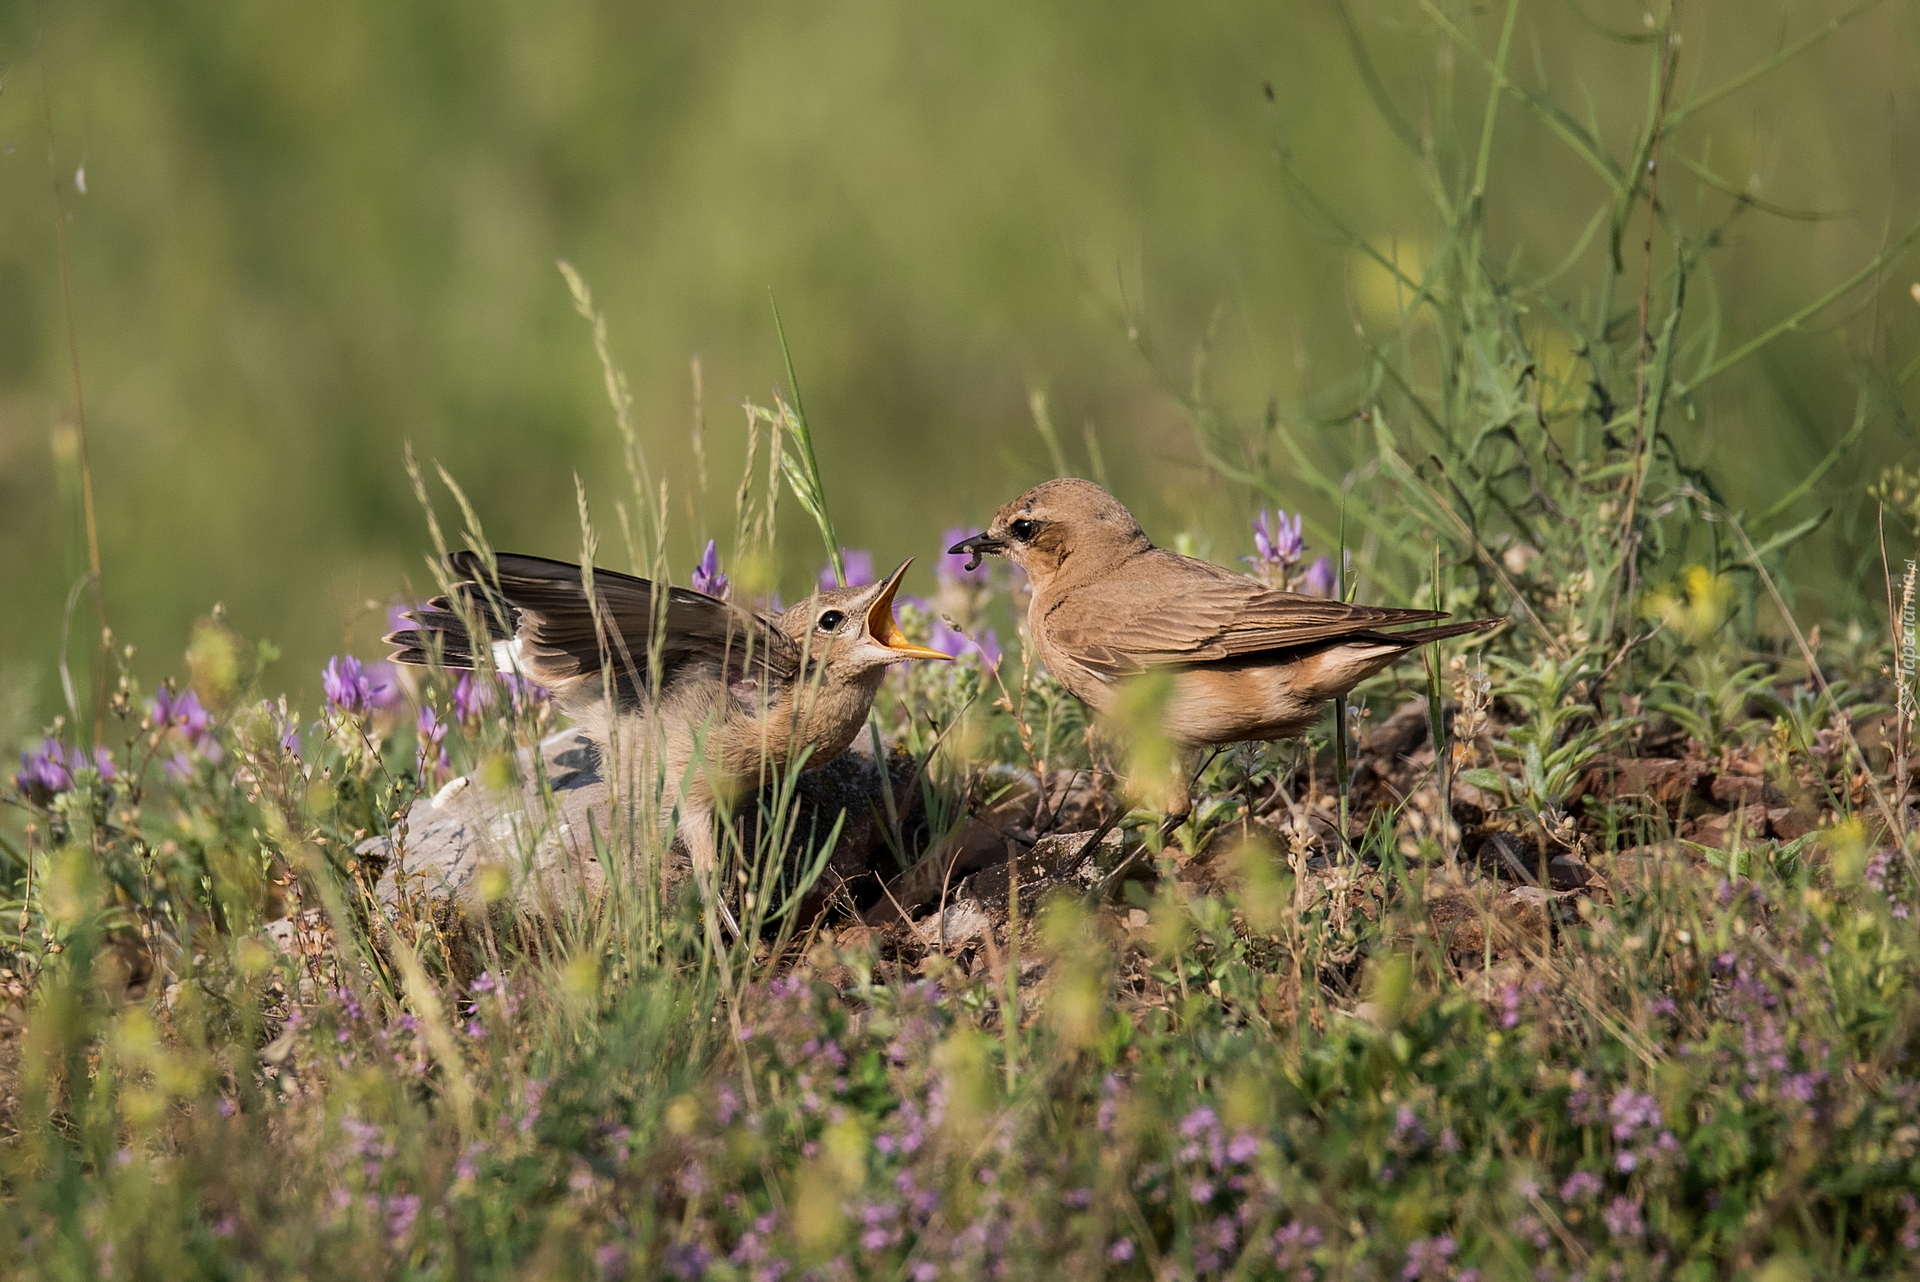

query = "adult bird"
[
  {"left": 950, "top": 479, "right": 1500, "bottom": 820},
  {"left": 387, "top": 551, "right": 949, "bottom": 925}
]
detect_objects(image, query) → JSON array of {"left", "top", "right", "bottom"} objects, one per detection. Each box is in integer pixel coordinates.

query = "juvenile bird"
[
  {"left": 950, "top": 479, "right": 1501, "bottom": 816},
  {"left": 387, "top": 551, "right": 948, "bottom": 921}
]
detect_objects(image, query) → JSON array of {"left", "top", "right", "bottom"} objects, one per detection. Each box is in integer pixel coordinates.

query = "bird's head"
[
  {"left": 947, "top": 478, "right": 1150, "bottom": 591},
  {"left": 779, "top": 559, "right": 951, "bottom": 680}
]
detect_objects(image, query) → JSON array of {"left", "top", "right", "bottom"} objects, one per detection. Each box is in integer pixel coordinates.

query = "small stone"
[
  {"left": 1769, "top": 807, "right": 1817, "bottom": 842},
  {"left": 1709, "top": 775, "right": 1766, "bottom": 808},
  {"left": 912, "top": 899, "right": 992, "bottom": 948},
  {"left": 1545, "top": 854, "right": 1595, "bottom": 891}
]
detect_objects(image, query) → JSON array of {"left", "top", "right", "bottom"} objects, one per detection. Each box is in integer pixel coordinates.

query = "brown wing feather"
[
  {"left": 1045, "top": 550, "right": 1453, "bottom": 677},
  {"left": 388, "top": 552, "right": 800, "bottom": 701}
]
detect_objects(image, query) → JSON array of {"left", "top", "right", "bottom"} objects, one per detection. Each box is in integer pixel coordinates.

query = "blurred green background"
[{"left": 2, "top": 0, "right": 1917, "bottom": 733}]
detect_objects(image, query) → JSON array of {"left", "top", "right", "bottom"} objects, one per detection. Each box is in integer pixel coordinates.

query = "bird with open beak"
[
  {"left": 950, "top": 478, "right": 1501, "bottom": 820},
  {"left": 387, "top": 551, "right": 948, "bottom": 924}
]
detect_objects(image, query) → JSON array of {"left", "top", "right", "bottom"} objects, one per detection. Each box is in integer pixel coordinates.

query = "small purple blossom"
[
  {"left": 453, "top": 672, "right": 492, "bottom": 723},
  {"left": 1402, "top": 1234, "right": 1456, "bottom": 1280},
  {"left": 322, "top": 656, "right": 402, "bottom": 715},
  {"left": 1107, "top": 1238, "right": 1135, "bottom": 1262},
  {"left": 150, "top": 685, "right": 212, "bottom": 738},
  {"left": 384, "top": 1194, "right": 421, "bottom": 1245},
  {"left": 1608, "top": 1089, "right": 1662, "bottom": 1140},
  {"left": 820, "top": 549, "right": 876, "bottom": 590},
  {"left": 416, "top": 704, "right": 448, "bottom": 776},
  {"left": 1250, "top": 510, "right": 1306, "bottom": 570},
  {"left": 692, "top": 539, "right": 730, "bottom": 600},
  {"left": 1499, "top": 983, "right": 1521, "bottom": 1028},
  {"left": 1559, "top": 1171, "right": 1602, "bottom": 1202},
  {"left": 1302, "top": 555, "right": 1337, "bottom": 597},
  {"left": 1602, "top": 1195, "right": 1644, "bottom": 1238},
  {"left": 928, "top": 620, "right": 1001, "bottom": 668},
  {"left": 14, "top": 739, "right": 114, "bottom": 803},
  {"left": 663, "top": 1242, "right": 711, "bottom": 1280}
]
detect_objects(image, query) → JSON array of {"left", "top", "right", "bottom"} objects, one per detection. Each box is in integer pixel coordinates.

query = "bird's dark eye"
[
  {"left": 1009, "top": 518, "right": 1037, "bottom": 542},
  {"left": 816, "top": 610, "right": 845, "bottom": 633}
]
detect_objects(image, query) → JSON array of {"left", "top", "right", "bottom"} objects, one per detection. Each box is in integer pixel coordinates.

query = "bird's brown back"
[{"left": 1030, "top": 545, "right": 1449, "bottom": 700}]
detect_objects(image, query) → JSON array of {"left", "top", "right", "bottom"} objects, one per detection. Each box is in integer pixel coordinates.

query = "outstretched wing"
[
  {"left": 388, "top": 551, "right": 800, "bottom": 705},
  {"left": 1044, "top": 550, "right": 1452, "bottom": 678}
]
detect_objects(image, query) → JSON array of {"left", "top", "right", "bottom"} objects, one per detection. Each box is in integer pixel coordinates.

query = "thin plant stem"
[{"left": 37, "top": 7, "right": 108, "bottom": 743}]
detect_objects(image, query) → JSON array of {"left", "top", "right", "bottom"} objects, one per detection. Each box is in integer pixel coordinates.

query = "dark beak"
[{"left": 948, "top": 532, "right": 1007, "bottom": 572}]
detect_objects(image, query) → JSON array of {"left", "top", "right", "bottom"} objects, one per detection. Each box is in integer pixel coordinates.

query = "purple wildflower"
[
  {"left": 940, "top": 528, "right": 992, "bottom": 586},
  {"left": 14, "top": 740, "right": 114, "bottom": 804},
  {"left": 1301, "top": 555, "right": 1337, "bottom": 597},
  {"left": 1108, "top": 1238, "right": 1135, "bottom": 1262},
  {"left": 1608, "top": 1089, "right": 1661, "bottom": 1140},
  {"left": 385, "top": 1194, "right": 421, "bottom": 1245},
  {"left": 1402, "top": 1235, "right": 1456, "bottom": 1280},
  {"left": 322, "top": 656, "right": 401, "bottom": 715},
  {"left": 150, "top": 686, "right": 212, "bottom": 738},
  {"left": 1178, "top": 1106, "right": 1219, "bottom": 1139},
  {"left": 1602, "top": 1195, "right": 1644, "bottom": 1238},
  {"left": 692, "top": 539, "right": 730, "bottom": 600},
  {"left": 928, "top": 620, "right": 1000, "bottom": 668},
  {"left": 663, "top": 1242, "right": 710, "bottom": 1280},
  {"left": 15, "top": 741, "right": 74, "bottom": 801},
  {"left": 1250, "top": 510, "right": 1306, "bottom": 571},
  {"left": 1271, "top": 1222, "right": 1323, "bottom": 1276},
  {"left": 416, "top": 704, "right": 448, "bottom": 775},
  {"left": 1559, "top": 1171, "right": 1602, "bottom": 1202},
  {"left": 452, "top": 673, "right": 491, "bottom": 723},
  {"left": 820, "top": 549, "right": 876, "bottom": 590}
]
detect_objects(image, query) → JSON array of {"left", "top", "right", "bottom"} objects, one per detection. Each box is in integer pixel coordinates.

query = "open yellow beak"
[{"left": 867, "top": 559, "right": 953, "bottom": 661}]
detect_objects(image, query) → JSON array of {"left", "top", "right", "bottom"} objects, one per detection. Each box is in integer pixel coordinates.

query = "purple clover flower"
[
  {"left": 150, "top": 686, "right": 212, "bottom": 739},
  {"left": 385, "top": 1194, "right": 421, "bottom": 1245},
  {"left": 1401, "top": 1234, "right": 1456, "bottom": 1280},
  {"left": 1602, "top": 1195, "right": 1644, "bottom": 1238},
  {"left": 416, "top": 704, "right": 449, "bottom": 777},
  {"left": 820, "top": 548, "right": 876, "bottom": 591},
  {"left": 663, "top": 1242, "right": 710, "bottom": 1280},
  {"left": 14, "top": 740, "right": 115, "bottom": 804},
  {"left": 1271, "top": 1222, "right": 1323, "bottom": 1270},
  {"left": 940, "top": 527, "right": 992, "bottom": 587},
  {"left": 321, "top": 656, "right": 402, "bottom": 715},
  {"left": 692, "top": 539, "right": 730, "bottom": 600},
  {"left": 1250, "top": 510, "right": 1306, "bottom": 571},
  {"left": 1302, "top": 555, "right": 1337, "bottom": 598},
  {"left": 928, "top": 620, "right": 1001, "bottom": 668},
  {"left": 1559, "top": 1171, "right": 1603, "bottom": 1202},
  {"left": 15, "top": 742, "right": 74, "bottom": 800},
  {"left": 1608, "top": 1089, "right": 1661, "bottom": 1140},
  {"left": 453, "top": 673, "right": 491, "bottom": 723}
]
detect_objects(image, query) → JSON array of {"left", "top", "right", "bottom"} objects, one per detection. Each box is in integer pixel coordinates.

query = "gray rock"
[
  {"left": 351, "top": 726, "right": 922, "bottom": 928},
  {"left": 369, "top": 728, "right": 634, "bottom": 919}
]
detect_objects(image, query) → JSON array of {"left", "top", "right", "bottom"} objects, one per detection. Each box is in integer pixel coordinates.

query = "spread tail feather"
[
  {"left": 1370, "top": 616, "right": 1506, "bottom": 649},
  {"left": 385, "top": 555, "right": 525, "bottom": 670}
]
